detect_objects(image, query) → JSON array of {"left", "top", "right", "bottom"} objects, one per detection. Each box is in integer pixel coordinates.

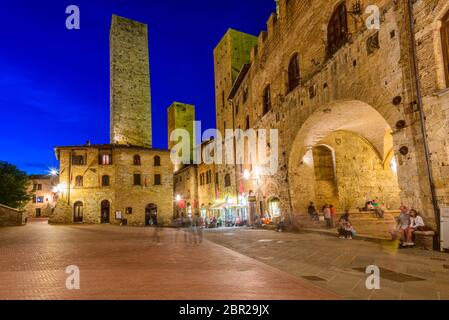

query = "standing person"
[
  {"left": 308, "top": 202, "right": 318, "bottom": 221},
  {"left": 330, "top": 205, "right": 337, "bottom": 228},
  {"left": 196, "top": 214, "right": 204, "bottom": 244},
  {"left": 323, "top": 205, "right": 332, "bottom": 229},
  {"left": 404, "top": 209, "right": 425, "bottom": 247}
]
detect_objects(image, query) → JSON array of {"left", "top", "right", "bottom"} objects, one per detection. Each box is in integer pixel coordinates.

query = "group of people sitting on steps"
[{"left": 308, "top": 202, "right": 429, "bottom": 244}]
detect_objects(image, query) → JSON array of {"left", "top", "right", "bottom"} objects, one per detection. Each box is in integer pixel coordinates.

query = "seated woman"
[
  {"left": 338, "top": 211, "right": 355, "bottom": 239},
  {"left": 403, "top": 209, "right": 425, "bottom": 247}
]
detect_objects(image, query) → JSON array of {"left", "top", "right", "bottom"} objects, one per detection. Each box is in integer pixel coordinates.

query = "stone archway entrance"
[
  {"left": 145, "top": 203, "right": 158, "bottom": 226},
  {"left": 288, "top": 100, "right": 402, "bottom": 215}
]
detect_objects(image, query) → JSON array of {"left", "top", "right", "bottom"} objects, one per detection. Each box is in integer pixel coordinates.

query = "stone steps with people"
[{"left": 295, "top": 210, "right": 399, "bottom": 239}]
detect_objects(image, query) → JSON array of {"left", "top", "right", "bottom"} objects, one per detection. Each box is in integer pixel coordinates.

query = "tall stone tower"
[
  {"left": 168, "top": 102, "right": 196, "bottom": 171},
  {"left": 110, "top": 15, "right": 152, "bottom": 147}
]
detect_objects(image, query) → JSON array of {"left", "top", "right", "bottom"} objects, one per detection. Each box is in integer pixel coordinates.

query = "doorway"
[
  {"left": 145, "top": 203, "right": 158, "bottom": 226},
  {"left": 101, "top": 200, "right": 110, "bottom": 224},
  {"left": 73, "top": 201, "right": 84, "bottom": 223}
]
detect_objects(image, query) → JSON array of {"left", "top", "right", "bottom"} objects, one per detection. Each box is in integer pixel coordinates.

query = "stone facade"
[
  {"left": 212, "top": 0, "right": 449, "bottom": 233},
  {"left": 167, "top": 102, "right": 196, "bottom": 171},
  {"left": 52, "top": 15, "right": 173, "bottom": 226},
  {"left": 173, "top": 164, "right": 198, "bottom": 217},
  {"left": 0, "top": 204, "right": 26, "bottom": 227},
  {"left": 24, "top": 175, "right": 58, "bottom": 218},
  {"left": 50, "top": 145, "right": 173, "bottom": 226},
  {"left": 110, "top": 15, "right": 152, "bottom": 147}
]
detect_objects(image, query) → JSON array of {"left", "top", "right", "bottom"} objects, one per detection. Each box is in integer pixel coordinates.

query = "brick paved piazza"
[
  {"left": 1, "top": 220, "right": 448, "bottom": 300},
  {"left": 0, "top": 220, "right": 337, "bottom": 300}
]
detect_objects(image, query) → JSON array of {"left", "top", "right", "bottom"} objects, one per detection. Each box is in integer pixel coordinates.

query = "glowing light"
[
  {"left": 53, "top": 183, "right": 67, "bottom": 194},
  {"left": 254, "top": 166, "right": 261, "bottom": 179},
  {"left": 390, "top": 156, "right": 398, "bottom": 176},
  {"left": 49, "top": 168, "right": 59, "bottom": 176},
  {"left": 243, "top": 169, "right": 251, "bottom": 180},
  {"left": 176, "top": 195, "right": 182, "bottom": 202}
]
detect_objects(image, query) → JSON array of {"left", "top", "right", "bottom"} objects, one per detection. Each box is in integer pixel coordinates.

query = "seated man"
[{"left": 389, "top": 206, "right": 410, "bottom": 244}]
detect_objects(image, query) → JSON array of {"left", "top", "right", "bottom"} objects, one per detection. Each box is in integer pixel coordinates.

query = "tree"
[{"left": 0, "top": 161, "right": 31, "bottom": 209}]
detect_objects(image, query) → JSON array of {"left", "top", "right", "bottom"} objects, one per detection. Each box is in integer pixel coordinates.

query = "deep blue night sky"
[{"left": 0, "top": 0, "right": 275, "bottom": 174}]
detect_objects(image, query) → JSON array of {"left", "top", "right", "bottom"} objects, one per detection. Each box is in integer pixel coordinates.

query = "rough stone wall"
[
  {"left": 0, "top": 204, "right": 26, "bottom": 227},
  {"left": 110, "top": 15, "right": 152, "bottom": 147},
  {"left": 50, "top": 146, "right": 173, "bottom": 226},
  {"left": 320, "top": 131, "right": 401, "bottom": 210},
  {"left": 173, "top": 165, "right": 198, "bottom": 216},
  {"left": 412, "top": 0, "right": 449, "bottom": 212},
  {"left": 214, "top": 0, "right": 445, "bottom": 227}
]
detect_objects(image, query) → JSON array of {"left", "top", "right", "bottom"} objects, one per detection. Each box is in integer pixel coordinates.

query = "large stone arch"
[{"left": 288, "top": 100, "right": 403, "bottom": 214}]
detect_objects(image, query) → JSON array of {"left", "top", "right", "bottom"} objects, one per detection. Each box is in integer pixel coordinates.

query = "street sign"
[{"left": 248, "top": 196, "right": 257, "bottom": 203}]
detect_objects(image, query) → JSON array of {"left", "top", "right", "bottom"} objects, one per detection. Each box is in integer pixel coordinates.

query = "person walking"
[
  {"left": 330, "top": 205, "right": 337, "bottom": 228},
  {"left": 323, "top": 205, "right": 332, "bottom": 229}
]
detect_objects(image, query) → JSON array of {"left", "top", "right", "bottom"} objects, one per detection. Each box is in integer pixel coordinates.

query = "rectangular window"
[
  {"left": 99, "top": 151, "right": 113, "bottom": 165},
  {"left": 442, "top": 12, "right": 449, "bottom": 87},
  {"left": 37, "top": 184, "right": 42, "bottom": 191},
  {"left": 154, "top": 174, "right": 161, "bottom": 185},
  {"left": 32, "top": 184, "right": 37, "bottom": 191},
  {"left": 215, "top": 173, "right": 219, "bottom": 184},
  {"left": 32, "top": 196, "right": 37, "bottom": 204},
  {"left": 133, "top": 174, "right": 141, "bottom": 186},
  {"left": 35, "top": 208, "right": 41, "bottom": 217},
  {"left": 72, "top": 155, "right": 86, "bottom": 165}
]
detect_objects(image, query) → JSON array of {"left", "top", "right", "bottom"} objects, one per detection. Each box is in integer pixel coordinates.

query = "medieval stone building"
[
  {"left": 206, "top": 0, "right": 449, "bottom": 238},
  {"left": 25, "top": 174, "right": 59, "bottom": 218},
  {"left": 50, "top": 15, "right": 173, "bottom": 226}
]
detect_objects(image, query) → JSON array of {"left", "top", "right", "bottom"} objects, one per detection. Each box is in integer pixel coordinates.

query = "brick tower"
[{"left": 110, "top": 15, "right": 152, "bottom": 147}]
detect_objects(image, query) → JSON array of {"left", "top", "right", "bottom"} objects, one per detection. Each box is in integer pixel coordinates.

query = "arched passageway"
[{"left": 288, "top": 100, "right": 401, "bottom": 214}]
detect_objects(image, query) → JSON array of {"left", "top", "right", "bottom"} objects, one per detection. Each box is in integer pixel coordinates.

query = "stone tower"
[
  {"left": 168, "top": 102, "right": 196, "bottom": 171},
  {"left": 110, "top": 15, "right": 152, "bottom": 147}
]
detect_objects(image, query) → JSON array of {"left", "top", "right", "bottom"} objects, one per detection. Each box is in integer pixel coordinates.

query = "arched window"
[
  {"left": 75, "top": 176, "right": 83, "bottom": 187},
  {"left": 263, "top": 85, "right": 271, "bottom": 115},
  {"left": 73, "top": 201, "right": 83, "bottom": 223},
  {"left": 441, "top": 11, "right": 449, "bottom": 87},
  {"left": 288, "top": 54, "right": 300, "bottom": 92},
  {"left": 102, "top": 175, "right": 110, "bottom": 187},
  {"left": 133, "top": 155, "right": 141, "bottom": 165},
  {"left": 154, "top": 155, "right": 161, "bottom": 166},
  {"left": 327, "top": 2, "right": 348, "bottom": 57},
  {"left": 224, "top": 174, "right": 231, "bottom": 187}
]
